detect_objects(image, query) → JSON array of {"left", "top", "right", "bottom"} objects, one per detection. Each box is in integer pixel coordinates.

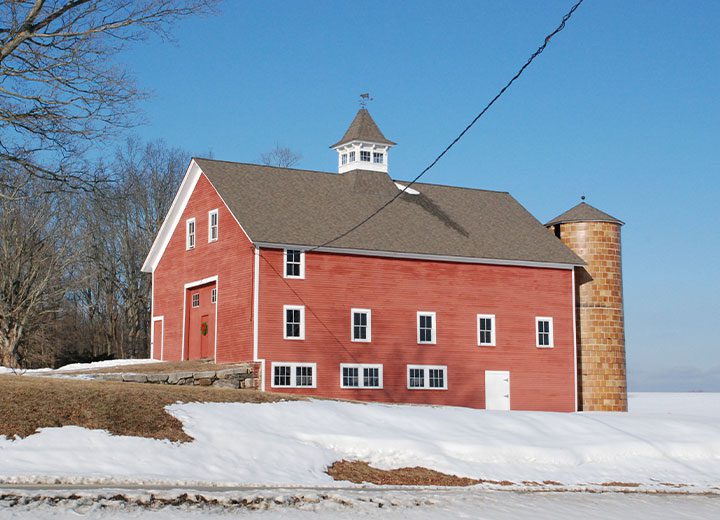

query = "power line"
[{"left": 309, "top": 0, "right": 585, "bottom": 252}]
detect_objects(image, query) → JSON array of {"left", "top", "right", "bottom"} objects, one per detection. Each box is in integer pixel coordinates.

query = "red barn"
[{"left": 142, "top": 109, "right": 598, "bottom": 412}]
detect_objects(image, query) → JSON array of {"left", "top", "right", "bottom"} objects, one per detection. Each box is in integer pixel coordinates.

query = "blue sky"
[{"left": 119, "top": 0, "right": 719, "bottom": 391}]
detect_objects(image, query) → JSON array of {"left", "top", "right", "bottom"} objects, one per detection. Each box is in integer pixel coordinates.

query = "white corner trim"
[
  {"left": 571, "top": 268, "right": 578, "bottom": 412},
  {"left": 253, "top": 246, "right": 260, "bottom": 362}
]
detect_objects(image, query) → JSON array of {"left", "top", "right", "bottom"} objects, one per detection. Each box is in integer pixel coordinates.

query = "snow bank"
[
  {"left": 0, "top": 358, "right": 159, "bottom": 375},
  {"left": 0, "top": 393, "right": 718, "bottom": 489}
]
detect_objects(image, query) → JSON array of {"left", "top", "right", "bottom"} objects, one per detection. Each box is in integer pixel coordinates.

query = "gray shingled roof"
[
  {"left": 545, "top": 202, "right": 624, "bottom": 226},
  {"left": 330, "top": 109, "right": 397, "bottom": 148},
  {"left": 196, "top": 158, "right": 583, "bottom": 266}
]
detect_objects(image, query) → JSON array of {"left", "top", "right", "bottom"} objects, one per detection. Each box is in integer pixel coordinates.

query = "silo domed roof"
[{"left": 545, "top": 202, "right": 624, "bottom": 226}]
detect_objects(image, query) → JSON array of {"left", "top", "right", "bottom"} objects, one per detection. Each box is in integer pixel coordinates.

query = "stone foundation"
[{"left": 89, "top": 363, "right": 261, "bottom": 390}]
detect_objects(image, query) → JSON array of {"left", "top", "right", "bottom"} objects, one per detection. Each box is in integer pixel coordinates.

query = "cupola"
[{"left": 331, "top": 108, "right": 396, "bottom": 174}]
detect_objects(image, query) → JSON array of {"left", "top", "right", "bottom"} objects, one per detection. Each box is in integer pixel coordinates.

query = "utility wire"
[{"left": 308, "top": 0, "right": 585, "bottom": 252}]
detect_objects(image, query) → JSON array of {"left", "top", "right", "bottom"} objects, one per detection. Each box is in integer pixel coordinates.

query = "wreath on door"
[{"left": 200, "top": 322, "right": 208, "bottom": 336}]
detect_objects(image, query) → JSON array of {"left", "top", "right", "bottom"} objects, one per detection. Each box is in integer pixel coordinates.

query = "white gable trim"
[
  {"left": 141, "top": 159, "right": 254, "bottom": 273},
  {"left": 142, "top": 159, "right": 203, "bottom": 273}
]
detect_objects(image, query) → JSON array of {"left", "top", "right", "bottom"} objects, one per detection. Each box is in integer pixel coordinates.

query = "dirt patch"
[
  {"left": 65, "top": 360, "right": 246, "bottom": 375},
  {"left": 599, "top": 481, "right": 642, "bottom": 487},
  {"left": 327, "top": 460, "right": 486, "bottom": 487},
  {"left": 0, "top": 374, "right": 296, "bottom": 442}
]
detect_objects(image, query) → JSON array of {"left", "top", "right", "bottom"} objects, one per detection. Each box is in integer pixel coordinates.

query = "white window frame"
[
  {"left": 360, "top": 150, "right": 371, "bottom": 162},
  {"left": 341, "top": 153, "right": 348, "bottom": 165},
  {"left": 406, "top": 364, "right": 448, "bottom": 390},
  {"left": 208, "top": 209, "right": 218, "bottom": 242},
  {"left": 417, "top": 311, "right": 436, "bottom": 345},
  {"left": 373, "top": 152, "right": 384, "bottom": 164},
  {"left": 283, "top": 249, "right": 305, "bottom": 279},
  {"left": 340, "top": 364, "right": 383, "bottom": 389},
  {"left": 477, "top": 314, "right": 496, "bottom": 346},
  {"left": 283, "top": 304, "right": 305, "bottom": 340},
  {"left": 191, "top": 293, "right": 199, "bottom": 308},
  {"left": 350, "top": 308, "right": 372, "bottom": 343},
  {"left": 186, "top": 218, "right": 196, "bottom": 250},
  {"left": 270, "top": 362, "right": 317, "bottom": 388},
  {"left": 211, "top": 287, "right": 217, "bottom": 304},
  {"left": 349, "top": 151, "right": 356, "bottom": 162},
  {"left": 536, "top": 316, "right": 554, "bottom": 348}
]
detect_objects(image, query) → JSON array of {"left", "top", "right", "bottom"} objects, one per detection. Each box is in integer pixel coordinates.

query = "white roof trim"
[
  {"left": 252, "top": 242, "right": 580, "bottom": 270},
  {"left": 142, "top": 159, "right": 202, "bottom": 273}
]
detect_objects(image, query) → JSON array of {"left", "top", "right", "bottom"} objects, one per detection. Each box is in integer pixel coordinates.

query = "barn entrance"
[
  {"left": 185, "top": 281, "right": 216, "bottom": 360},
  {"left": 485, "top": 370, "right": 510, "bottom": 410}
]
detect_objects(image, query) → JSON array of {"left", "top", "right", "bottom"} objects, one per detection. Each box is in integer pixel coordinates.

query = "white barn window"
[
  {"left": 272, "top": 362, "right": 316, "bottom": 388},
  {"left": 186, "top": 218, "right": 196, "bottom": 250},
  {"left": 284, "top": 249, "right": 305, "bottom": 279},
  {"left": 536, "top": 317, "right": 554, "bottom": 348},
  {"left": 208, "top": 209, "right": 218, "bottom": 242},
  {"left": 340, "top": 364, "right": 383, "bottom": 388},
  {"left": 351, "top": 308, "right": 371, "bottom": 342},
  {"left": 477, "top": 314, "right": 496, "bottom": 346},
  {"left": 407, "top": 365, "right": 447, "bottom": 390},
  {"left": 284, "top": 305, "right": 305, "bottom": 340},
  {"left": 417, "top": 312, "right": 436, "bottom": 344}
]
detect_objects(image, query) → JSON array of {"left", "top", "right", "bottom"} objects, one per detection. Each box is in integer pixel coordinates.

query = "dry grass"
[
  {"left": 327, "top": 460, "right": 485, "bottom": 487},
  {"left": 66, "top": 360, "right": 244, "bottom": 375},
  {"left": 0, "top": 374, "right": 295, "bottom": 442}
]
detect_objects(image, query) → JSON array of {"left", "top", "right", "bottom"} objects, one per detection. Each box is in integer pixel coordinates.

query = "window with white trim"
[
  {"left": 284, "top": 249, "right": 305, "bottom": 279},
  {"left": 271, "top": 362, "right": 316, "bottom": 388},
  {"left": 341, "top": 153, "right": 348, "bottom": 165},
  {"left": 211, "top": 288, "right": 217, "bottom": 304},
  {"left": 186, "top": 218, "right": 196, "bottom": 250},
  {"left": 340, "top": 364, "right": 383, "bottom": 389},
  {"left": 360, "top": 150, "right": 371, "bottom": 162},
  {"left": 536, "top": 317, "right": 554, "bottom": 348},
  {"left": 477, "top": 314, "right": 496, "bottom": 346},
  {"left": 191, "top": 293, "right": 199, "bottom": 308},
  {"left": 349, "top": 151, "right": 356, "bottom": 162},
  {"left": 373, "top": 152, "right": 384, "bottom": 164},
  {"left": 351, "top": 308, "right": 371, "bottom": 342},
  {"left": 284, "top": 305, "right": 305, "bottom": 340},
  {"left": 208, "top": 209, "right": 218, "bottom": 242},
  {"left": 417, "top": 312, "right": 436, "bottom": 344},
  {"left": 407, "top": 365, "right": 447, "bottom": 390}
]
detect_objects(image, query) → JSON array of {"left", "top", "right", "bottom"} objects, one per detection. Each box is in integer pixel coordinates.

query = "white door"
[{"left": 485, "top": 370, "right": 510, "bottom": 410}]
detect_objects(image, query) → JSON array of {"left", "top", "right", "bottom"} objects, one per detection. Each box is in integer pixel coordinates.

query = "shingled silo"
[{"left": 546, "top": 202, "right": 627, "bottom": 412}]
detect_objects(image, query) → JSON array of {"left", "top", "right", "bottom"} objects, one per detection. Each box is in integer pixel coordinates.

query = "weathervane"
[{"left": 359, "top": 93, "right": 373, "bottom": 108}]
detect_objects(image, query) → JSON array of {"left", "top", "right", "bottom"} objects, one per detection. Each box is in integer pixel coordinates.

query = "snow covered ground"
[
  {"left": 0, "top": 358, "right": 159, "bottom": 375},
  {"left": 0, "top": 392, "right": 718, "bottom": 492}
]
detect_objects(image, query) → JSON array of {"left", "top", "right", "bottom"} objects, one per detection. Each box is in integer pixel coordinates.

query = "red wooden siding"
[
  {"left": 257, "top": 248, "right": 576, "bottom": 412},
  {"left": 152, "top": 173, "right": 254, "bottom": 363}
]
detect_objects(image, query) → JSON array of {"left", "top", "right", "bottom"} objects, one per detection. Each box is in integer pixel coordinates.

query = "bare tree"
[
  {"left": 260, "top": 144, "right": 302, "bottom": 168},
  {"left": 0, "top": 0, "right": 216, "bottom": 198},
  {"left": 0, "top": 178, "right": 74, "bottom": 368},
  {"left": 76, "top": 138, "right": 186, "bottom": 358}
]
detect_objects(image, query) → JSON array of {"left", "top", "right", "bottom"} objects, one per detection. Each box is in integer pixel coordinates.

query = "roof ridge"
[
  {"left": 394, "top": 178, "right": 510, "bottom": 195},
  {"left": 192, "top": 157, "right": 337, "bottom": 176}
]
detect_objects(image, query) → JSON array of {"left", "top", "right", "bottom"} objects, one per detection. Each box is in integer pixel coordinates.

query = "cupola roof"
[{"left": 331, "top": 108, "right": 396, "bottom": 148}]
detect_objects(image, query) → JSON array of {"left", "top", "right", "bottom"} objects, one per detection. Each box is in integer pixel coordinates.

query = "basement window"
[
  {"left": 407, "top": 365, "right": 447, "bottom": 390},
  {"left": 360, "top": 150, "right": 371, "bottom": 162},
  {"left": 340, "top": 364, "right": 383, "bottom": 389},
  {"left": 417, "top": 312, "right": 436, "bottom": 344},
  {"left": 284, "top": 305, "right": 305, "bottom": 340},
  {"left": 373, "top": 152, "right": 384, "bottom": 164},
  {"left": 272, "top": 362, "right": 316, "bottom": 388},
  {"left": 192, "top": 293, "right": 199, "bottom": 308},
  {"left": 477, "top": 314, "right": 496, "bottom": 346},
  {"left": 536, "top": 317, "right": 554, "bottom": 348},
  {"left": 284, "top": 249, "right": 305, "bottom": 279},
  {"left": 351, "top": 308, "right": 371, "bottom": 342}
]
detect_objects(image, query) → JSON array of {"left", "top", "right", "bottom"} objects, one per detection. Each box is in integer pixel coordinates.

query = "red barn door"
[{"left": 185, "top": 282, "right": 216, "bottom": 360}]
